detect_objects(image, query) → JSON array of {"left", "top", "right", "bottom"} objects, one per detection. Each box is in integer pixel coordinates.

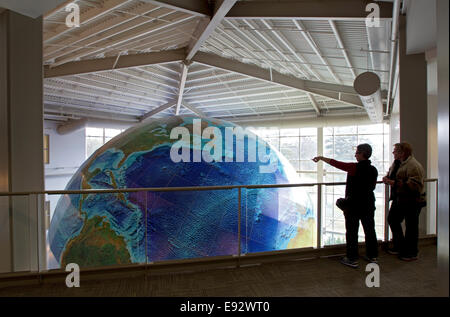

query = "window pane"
[
  {"left": 300, "top": 160, "right": 316, "bottom": 172},
  {"left": 86, "top": 137, "right": 103, "bottom": 158},
  {"left": 334, "top": 126, "right": 356, "bottom": 135},
  {"left": 105, "top": 128, "right": 122, "bottom": 138},
  {"left": 384, "top": 134, "right": 391, "bottom": 162},
  {"left": 287, "top": 160, "right": 299, "bottom": 171},
  {"left": 256, "top": 127, "right": 279, "bottom": 138},
  {"left": 334, "top": 135, "right": 357, "bottom": 161},
  {"left": 324, "top": 135, "right": 334, "bottom": 158},
  {"left": 300, "top": 136, "right": 317, "bottom": 160},
  {"left": 86, "top": 127, "right": 103, "bottom": 137},
  {"left": 266, "top": 138, "right": 279, "bottom": 151},
  {"left": 358, "top": 134, "right": 383, "bottom": 162},
  {"left": 298, "top": 172, "right": 317, "bottom": 183},
  {"left": 280, "top": 128, "right": 299, "bottom": 136},
  {"left": 358, "top": 124, "right": 384, "bottom": 134},
  {"left": 300, "top": 127, "right": 317, "bottom": 136},
  {"left": 279, "top": 137, "right": 299, "bottom": 161},
  {"left": 324, "top": 127, "right": 334, "bottom": 135}
]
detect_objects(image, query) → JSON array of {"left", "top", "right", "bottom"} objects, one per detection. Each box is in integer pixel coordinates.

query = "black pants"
[
  {"left": 344, "top": 208, "right": 378, "bottom": 260},
  {"left": 388, "top": 201, "right": 422, "bottom": 257}
]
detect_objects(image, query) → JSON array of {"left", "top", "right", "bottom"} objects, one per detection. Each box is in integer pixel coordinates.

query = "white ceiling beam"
[
  {"left": 44, "top": 84, "right": 156, "bottom": 111},
  {"left": 329, "top": 20, "right": 357, "bottom": 79},
  {"left": 185, "top": 0, "right": 237, "bottom": 61},
  {"left": 44, "top": 97, "right": 144, "bottom": 116},
  {"left": 182, "top": 101, "right": 207, "bottom": 117},
  {"left": 175, "top": 63, "right": 189, "bottom": 115},
  {"left": 53, "top": 76, "right": 169, "bottom": 103},
  {"left": 225, "top": 0, "right": 393, "bottom": 20},
  {"left": 140, "top": 101, "right": 176, "bottom": 121},
  {"left": 44, "top": 48, "right": 185, "bottom": 77},
  {"left": 44, "top": 0, "right": 132, "bottom": 43},
  {"left": 75, "top": 73, "right": 176, "bottom": 98},
  {"left": 44, "top": 104, "right": 140, "bottom": 122},
  {"left": 140, "top": 0, "right": 211, "bottom": 17},
  {"left": 307, "top": 93, "right": 321, "bottom": 115},
  {"left": 192, "top": 51, "right": 364, "bottom": 108}
]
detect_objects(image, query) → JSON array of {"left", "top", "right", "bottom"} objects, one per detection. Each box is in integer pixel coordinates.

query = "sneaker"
[
  {"left": 363, "top": 255, "right": 378, "bottom": 263},
  {"left": 387, "top": 248, "right": 400, "bottom": 255},
  {"left": 340, "top": 257, "right": 359, "bottom": 268},
  {"left": 399, "top": 255, "right": 418, "bottom": 262}
]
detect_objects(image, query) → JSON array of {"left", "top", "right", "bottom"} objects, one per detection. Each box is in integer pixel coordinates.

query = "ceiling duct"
[
  {"left": 353, "top": 72, "right": 384, "bottom": 123},
  {"left": 56, "top": 118, "right": 88, "bottom": 135}
]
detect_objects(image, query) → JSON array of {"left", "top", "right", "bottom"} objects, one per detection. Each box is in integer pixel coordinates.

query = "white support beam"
[
  {"left": 175, "top": 63, "right": 189, "bottom": 115},
  {"left": 44, "top": 0, "right": 131, "bottom": 43},
  {"left": 329, "top": 20, "right": 357, "bottom": 79},
  {"left": 192, "top": 51, "right": 364, "bottom": 108},
  {"left": 183, "top": 101, "right": 207, "bottom": 117},
  {"left": 140, "top": 101, "right": 176, "bottom": 121},
  {"left": 141, "top": 0, "right": 211, "bottom": 17},
  {"left": 225, "top": 0, "right": 393, "bottom": 20},
  {"left": 44, "top": 48, "right": 185, "bottom": 77},
  {"left": 44, "top": 104, "right": 140, "bottom": 122},
  {"left": 307, "top": 93, "right": 321, "bottom": 115},
  {"left": 185, "top": 0, "right": 237, "bottom": 61}
]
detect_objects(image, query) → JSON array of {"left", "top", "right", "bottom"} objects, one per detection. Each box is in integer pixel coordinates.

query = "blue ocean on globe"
[{"left": 48, "top": 116, "right": 315, "bottom": 268}]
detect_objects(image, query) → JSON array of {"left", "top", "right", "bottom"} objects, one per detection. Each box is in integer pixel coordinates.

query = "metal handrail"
[
  {"left": 0, "top": 178, "right": 439, "bottom": 196},
  {"left": 0, "top": 178, "right": 438, "bottom": 274}
]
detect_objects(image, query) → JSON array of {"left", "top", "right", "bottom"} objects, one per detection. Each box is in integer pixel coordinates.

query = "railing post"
[
  {"left": 435, "top": 180, "right": 439, "bottom": 236},
  {"left": 384, "top": 184, "right": 390, "bottom": 242},
  {"left": 145, "top": 191, "right": 148, "bottom": 264},
  {"left": 237, "top": 187, "right": 241, "bottom": 266},
  {"left": 317, "top": 184, "right": 322, "bottom": 249}
]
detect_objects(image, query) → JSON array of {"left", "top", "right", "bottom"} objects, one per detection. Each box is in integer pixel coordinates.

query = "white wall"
[{"left": 44, "top": 120, "right": 86, "bottom": 218}]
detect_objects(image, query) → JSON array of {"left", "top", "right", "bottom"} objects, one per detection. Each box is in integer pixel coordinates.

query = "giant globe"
[{"left": 48, "top": 116, "right": 315, "bottom": 268}]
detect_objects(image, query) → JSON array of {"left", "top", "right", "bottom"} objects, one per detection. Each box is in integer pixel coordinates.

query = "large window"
[
  {"left": 86, "top": 127, "right": 124, "bottom": 158},
  {"left": 253, "top": 127, "right": 318, "bottom": 183},
  {"left": 323, "top": 124, "right": 389, "bottom": 245},
  {"left": 252, "top": 123, "right": 390, "bottom": 247}
]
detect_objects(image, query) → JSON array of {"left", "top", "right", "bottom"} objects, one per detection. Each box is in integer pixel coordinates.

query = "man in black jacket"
[{"left": 313, "top": 143, "right": 379, "bottom": 268}]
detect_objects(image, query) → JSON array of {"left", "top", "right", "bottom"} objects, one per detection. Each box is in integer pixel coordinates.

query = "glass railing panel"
[
  {"left": 0, "top": 195, "right": 32, "bottom": 273},
  {"left": 423, "top": 180, "right": 437, "bottom": 235},
  {"left": 374, "top": 182, "right": 387, "bottom": 241},
  {"left": 242, "top": 186, "right": 316, "bottom": 255},
  {"left": 47, "top": 191, "right": 146, "bottom": 270},
  {"left": 323, "top": 183, "right": 347, "bottom": 246},
  {"left": 146, "top": 189, "right": 239, "bottom": 263}
]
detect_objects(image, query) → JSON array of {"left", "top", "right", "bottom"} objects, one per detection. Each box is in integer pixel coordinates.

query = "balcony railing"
[{"left": 0, "top": 179, "right": 438, "bottom": 276}]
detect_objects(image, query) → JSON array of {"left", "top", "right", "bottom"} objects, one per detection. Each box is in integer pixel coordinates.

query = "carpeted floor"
[{"left": 0, "top": 244, "right": 442, "bottom": 297}]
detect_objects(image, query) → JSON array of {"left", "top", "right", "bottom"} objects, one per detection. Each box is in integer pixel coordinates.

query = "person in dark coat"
[{"left": 313, "top": 143, "right": 379, "bottom": 268}]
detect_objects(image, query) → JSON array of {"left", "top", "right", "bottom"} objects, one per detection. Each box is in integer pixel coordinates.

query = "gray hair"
[{"left": 357, "top": 143, "right": 372, "bottom": 159}]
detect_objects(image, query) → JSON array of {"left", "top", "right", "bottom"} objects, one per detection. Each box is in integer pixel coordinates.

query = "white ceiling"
[{"left": 37, "top": 0, "right": 395, "bottom": 125}]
